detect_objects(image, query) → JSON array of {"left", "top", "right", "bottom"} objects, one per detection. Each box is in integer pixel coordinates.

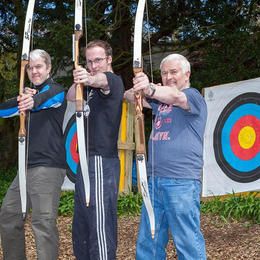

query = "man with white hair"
[
  {"left": 125, "top": 53, "right": 207, "bottom": 259},
  {"left": 0, "top": 49, "right": 66, "bottom": 260}
]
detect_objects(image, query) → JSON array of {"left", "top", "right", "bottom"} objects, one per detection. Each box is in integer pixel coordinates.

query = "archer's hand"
[
  {"left": 133, "top": 72, "right": 151, "bottom": 96},
  {"left": 124, "top": 88, "right": 135, "bottom": 103},
  {"left": 24, "top": 87, "right": 37, "bottom": 96},
  {"left": 73, "top": 67, "right": 92, "bottom": 86},
  {"left": 17, "top": 94, "right": 34, "bottom": 112}
]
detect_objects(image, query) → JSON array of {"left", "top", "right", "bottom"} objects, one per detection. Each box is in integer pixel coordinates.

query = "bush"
[
  {"left": 201, "top": 192, "right": 260, "bottom": 224},
  {"left": 58, "top": 191, "right": 74, "bottom": 216},
  {"left": 1, "top": 168, "right": 259, "bottom": 224},
  {"left": 117, "top": 192, "right": 142, "bottom": 216},
  {"left": 58, "top": 191, "right": 143, "bottom": 217},
  {"left": 0, "top": 167, "right": 16, "bottom": 206}
]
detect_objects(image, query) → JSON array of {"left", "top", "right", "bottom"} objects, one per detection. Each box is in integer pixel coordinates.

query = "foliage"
[
  {"left": 1, "top": 171, "right": 259, "bottom": 224},
  {"left": 58, "top": 191, "right": 143, "bottom": 217},
  {"left": 0, "top": 167, "right": 16, "bottom": 205},
  {"left": 58, "top": 191, "right": 75, "bottom": 216},
  {"left": 58, "top": 191, "right": 144, "bottom": 217},
  {"left": 0, "top": 0, "right": 259, "bottom": 167},
  {"left": 117, "top": 191, "right": 260, "bottom": 223},
  {"left": 201, "top": 192, "right": 260, "bottom": 224},
  {"left": 0, "top": 52, "right": 18, "bottom": 100},
  {"left": 117, "top": 192, "right": 143, "bottom": 216},
  {"left": 58, "top": 191, "right": 260, "bottom": 222},
  {"left": 0, "top": 1, "right": 258, "bottom": 88}
]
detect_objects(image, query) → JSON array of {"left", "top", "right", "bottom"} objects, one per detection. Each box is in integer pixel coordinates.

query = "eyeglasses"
[{"left": 86, "top": 57, "right": 107, "bottom": 66}]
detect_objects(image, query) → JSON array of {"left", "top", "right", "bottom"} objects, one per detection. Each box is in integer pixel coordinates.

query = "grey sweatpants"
[{"left": 0, "top": 166, "right": 65, "bottom": 260}]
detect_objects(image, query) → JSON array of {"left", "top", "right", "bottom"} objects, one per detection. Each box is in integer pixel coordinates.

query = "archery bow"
[
  {"left": 18, "top": 0, "right": 36, "bottom": 218},
  {"left": 133, "top": 0, "right": 155, "bottom": 238},
  {"left": 73, "top": 0, "right": 90, "bottom": 206}
]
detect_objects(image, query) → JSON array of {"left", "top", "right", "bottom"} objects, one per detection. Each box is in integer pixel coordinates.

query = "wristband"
[{"left": 148, "top": 83, "right": 156, "bottom": 97}]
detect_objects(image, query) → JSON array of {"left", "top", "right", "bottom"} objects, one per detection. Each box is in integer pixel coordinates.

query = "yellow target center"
[{"left": 238, "top": 126, "right": 256, "bottom": 149}]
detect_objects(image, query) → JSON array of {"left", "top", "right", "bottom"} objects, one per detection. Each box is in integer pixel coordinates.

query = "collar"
[{"left": 33, "top": 77, "right": 53, "bottom": 91}]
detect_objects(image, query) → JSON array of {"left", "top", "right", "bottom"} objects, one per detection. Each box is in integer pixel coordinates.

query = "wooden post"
[{"left": 118, "top": 101, "right": 135, "bottom": 193}]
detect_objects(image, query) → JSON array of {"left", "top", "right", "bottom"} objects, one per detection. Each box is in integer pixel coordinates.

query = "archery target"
[
  {"left": 203, "top": 78, "right": 260, "bottom": 197},
  {"left": 62, "top": 101, "right": 79, "bottom": 185},
  {"left": 214, "top": 93, "right": 260, "bottom": 183},
  {"left": 64, "top": 115, "right": 78, "bottom": 183}
]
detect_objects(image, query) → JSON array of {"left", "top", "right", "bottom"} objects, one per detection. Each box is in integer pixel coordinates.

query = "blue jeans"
[{"left": 136, "top": 177, "right": 206, "bottom": 260}]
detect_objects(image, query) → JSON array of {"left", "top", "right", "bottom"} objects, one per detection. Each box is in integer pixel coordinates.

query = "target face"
[
  {"left": 214, "top": 92, "right": 260, "bottom": 183},
  {"left": 64, "top": 116, "right": 79, "bottom": 183}
]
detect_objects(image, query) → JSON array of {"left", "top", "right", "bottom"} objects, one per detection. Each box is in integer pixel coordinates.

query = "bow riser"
[
  {"left": 74, "top": 30, "right": 84, "bottom": 112},
  {"left": 19, "top": 60, "right": 28, "bottom": 137},
  {"left": 134, "top": 113, "right": 146, "bottom": 154},
  {"left": 133, "top": 66, "right": 145, "bottom": 136},
  {"left": 74, "top": 30, "right": 83, "bottom": 68}
]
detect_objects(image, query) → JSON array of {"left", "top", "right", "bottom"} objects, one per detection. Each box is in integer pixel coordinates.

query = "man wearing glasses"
[{"left": 67, "top": 40, "right": 124, "bottom": 260}]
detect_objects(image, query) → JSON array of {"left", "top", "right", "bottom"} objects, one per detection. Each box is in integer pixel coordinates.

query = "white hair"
[
  {"left": 160, "top": 53, "right": 190, "bottom": 73},
  {"left": 29, "top": 49, "right": 52, "bottom": 68}
]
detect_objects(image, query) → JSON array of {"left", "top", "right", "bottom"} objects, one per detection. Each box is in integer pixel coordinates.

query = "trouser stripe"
[{"left": 95, "top": 156, "right": 108, "bottom": 260}]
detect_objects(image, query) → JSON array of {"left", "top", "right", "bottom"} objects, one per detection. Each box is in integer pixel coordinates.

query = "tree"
[{"left": 0, "top": 0, "right": 259, "bottom": 168}]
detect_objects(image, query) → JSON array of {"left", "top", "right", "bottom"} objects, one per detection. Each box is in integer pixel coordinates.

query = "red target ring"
[{"left": 230, "top": 115, "right": 260, "bottom": 160}]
